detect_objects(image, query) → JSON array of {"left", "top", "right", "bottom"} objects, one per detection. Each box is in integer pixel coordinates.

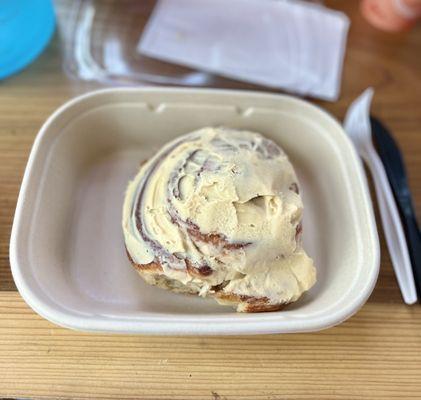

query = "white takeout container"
[{"left": 10, "top": 88, "right": 379, "bottom": 335}]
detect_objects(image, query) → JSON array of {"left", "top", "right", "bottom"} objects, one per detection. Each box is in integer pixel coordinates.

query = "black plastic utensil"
[{"left": 371, "top": 116, "right": 421, "bottom": 300}]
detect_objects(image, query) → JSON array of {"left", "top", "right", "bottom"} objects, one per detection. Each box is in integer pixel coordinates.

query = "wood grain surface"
[{"left": 0, "top": 1, "right": 420, "bottom": 399}]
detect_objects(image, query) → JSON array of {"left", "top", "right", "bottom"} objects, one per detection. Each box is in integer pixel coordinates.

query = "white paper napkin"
[{"left": 138, "top": 0, "right": 350, "bottom": 101}]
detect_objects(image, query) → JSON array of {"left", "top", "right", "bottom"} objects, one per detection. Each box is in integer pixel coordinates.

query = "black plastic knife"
[{"left": 371, "top": 116, "right": 421, "bottom": 300}]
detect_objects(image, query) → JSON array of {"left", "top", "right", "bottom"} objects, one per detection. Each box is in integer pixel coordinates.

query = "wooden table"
[{"left": 1, "top": 1, "right": 420, "bottom": 398}]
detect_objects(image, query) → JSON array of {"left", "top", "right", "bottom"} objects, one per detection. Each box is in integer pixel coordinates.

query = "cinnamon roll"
[{"left": 122, "top": 127, "right": 316, "bottom": 312}]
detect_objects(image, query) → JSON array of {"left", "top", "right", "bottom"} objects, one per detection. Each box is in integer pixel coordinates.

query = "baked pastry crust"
[{"left": 126, "top": 248, "right": 288, "bottom": 312}]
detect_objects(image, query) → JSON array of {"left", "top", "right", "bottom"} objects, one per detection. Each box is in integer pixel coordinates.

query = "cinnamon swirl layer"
[{"left": 122, "top": 127, "right": 316, "bottom": 312}]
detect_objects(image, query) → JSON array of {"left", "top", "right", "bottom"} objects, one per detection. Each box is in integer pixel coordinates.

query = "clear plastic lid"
[{"left": 55, "top": 0, "right": 347, "bottom": 101}]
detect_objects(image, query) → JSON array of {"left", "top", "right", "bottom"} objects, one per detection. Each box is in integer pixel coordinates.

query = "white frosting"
[{"left": 122, "top": 127, "right": 316, "bottom": 306}]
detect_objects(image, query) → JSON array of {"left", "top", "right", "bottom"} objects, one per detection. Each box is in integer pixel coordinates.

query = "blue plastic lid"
[{"left": 0, "top": 0, "right": 55, "bottom": 80}]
